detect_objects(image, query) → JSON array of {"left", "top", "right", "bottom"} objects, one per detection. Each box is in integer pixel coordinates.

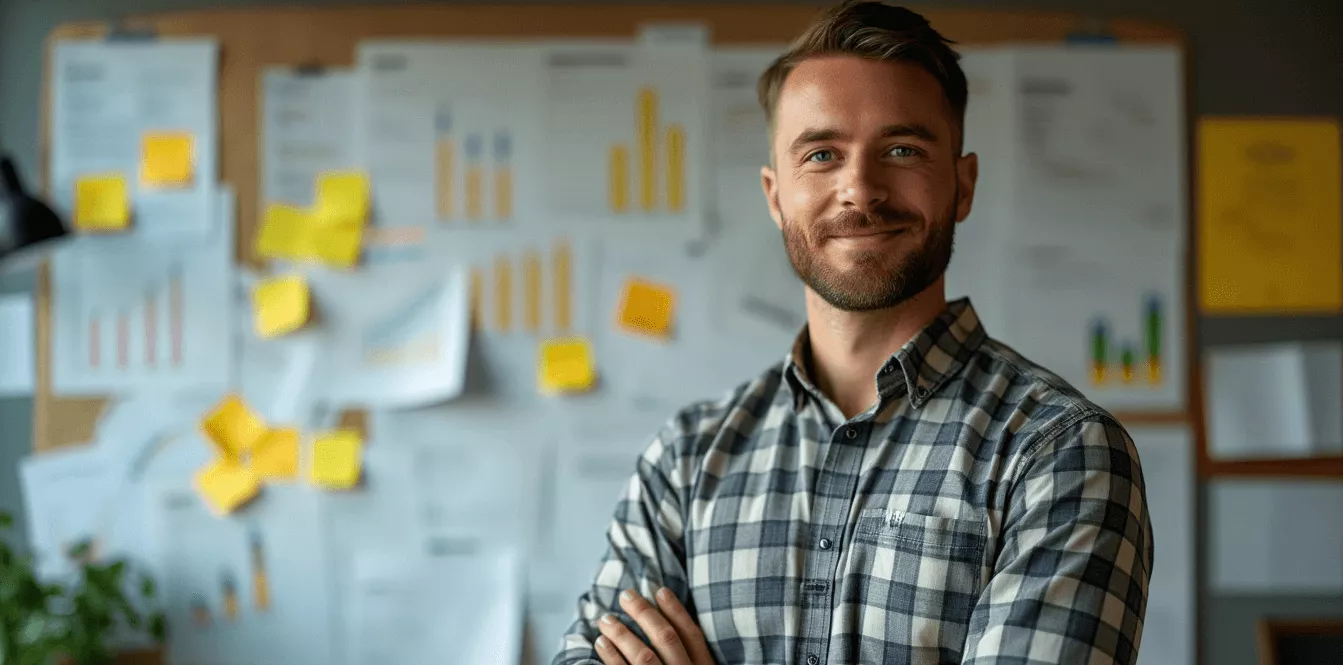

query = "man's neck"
[{"left": 804, "top": 279, "right": 948, "bottom": 419}]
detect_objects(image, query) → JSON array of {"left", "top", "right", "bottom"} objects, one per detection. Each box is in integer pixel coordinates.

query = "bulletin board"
[{"left": 32, "top": 3, "right": 1188, "bottom": 455}]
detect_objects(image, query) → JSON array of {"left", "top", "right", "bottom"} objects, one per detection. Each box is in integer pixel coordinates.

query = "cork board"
[{"left": 34, "top": 3, "right": 1187, "bottom": 458}]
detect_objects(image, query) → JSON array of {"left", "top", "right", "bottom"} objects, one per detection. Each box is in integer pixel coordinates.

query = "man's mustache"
[{"left": 817, "top": 207, "right": 923, "bottom": 236}]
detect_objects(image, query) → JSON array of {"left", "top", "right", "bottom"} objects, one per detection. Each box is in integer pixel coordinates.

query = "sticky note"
[
  {"left": 313, "top": 171, "right": 370, "bottom": 227},
  {"left": 255, "top": 203, "right": 314, "bottom": 260},
  {"left": 140, "top": 131, "right": 195, "bottom": 187},
  {"left": 252, "top": 275, "right": 310, "bottom": 338},
  {"left": 311, "top": 222, "right": 363, "bottom": 269},
  {"left": 201, "top": 394, "right": 267, "bottom": 459},
  {"left": 252, "top": 428, "right": 299, "bottom": 481},
  {"left": 309, "top": 429, "right": 363, "bottom": 490},
  {"left": 74, "top": 174, "right": 130, "bottom": 231},
  {"left": 538, "top": 337, "right": 596, "bottom": 394},
  {"left": 617, "top": 277, "right": 676, "bottom": 339},
  {"left": 194, "top": 458, "right": 262, "bottom": 516}
]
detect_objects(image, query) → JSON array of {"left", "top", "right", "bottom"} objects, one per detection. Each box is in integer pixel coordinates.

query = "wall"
[{"left": 2, "top": 1, "right": 1341, "bottom": 664}]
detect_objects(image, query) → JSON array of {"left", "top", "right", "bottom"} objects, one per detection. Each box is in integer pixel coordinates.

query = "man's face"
[{"left": 762, "top": 56, "right": 977, "bottom": 312}]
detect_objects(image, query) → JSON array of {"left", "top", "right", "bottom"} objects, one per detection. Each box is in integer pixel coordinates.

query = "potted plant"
[{"left": 0, "top": 512, "right": 165, "bottom": 665}]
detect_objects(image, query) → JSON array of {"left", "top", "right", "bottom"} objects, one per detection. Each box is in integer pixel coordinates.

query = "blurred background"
[{"left": 0, "top": 2, "right": 1341, "bottom": 665}]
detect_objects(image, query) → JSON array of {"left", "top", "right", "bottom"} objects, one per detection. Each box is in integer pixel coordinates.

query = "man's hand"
[{"left": 594, "top": 587, "right": 715, "bottom": 665}]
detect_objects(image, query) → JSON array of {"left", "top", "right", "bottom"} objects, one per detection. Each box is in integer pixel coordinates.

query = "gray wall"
[{"left": 2, "top": 1, "right": 1341, "bottom": 664}]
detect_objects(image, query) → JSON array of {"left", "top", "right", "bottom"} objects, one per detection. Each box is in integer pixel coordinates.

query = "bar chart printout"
[{"left": 51, "top": 197, "right": 234, "bottom": 395}]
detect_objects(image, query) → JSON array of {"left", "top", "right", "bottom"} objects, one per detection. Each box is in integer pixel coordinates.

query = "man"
[{"left": 553, "top": 2, "right": 1153, "bottom": 664}]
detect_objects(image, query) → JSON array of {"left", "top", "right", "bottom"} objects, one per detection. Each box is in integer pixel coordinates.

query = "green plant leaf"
[
  {"left": 0, "top": 512, "right": 13, "bottom": 529},
  {"left": 66, "top": 540, "right": 92, "bottom": 560},
  {"left": 149, "top": 612, "right": 166, "bottom": 642},
  {"left": 139, "top": 575, "right": 156, "bottom": 599}
]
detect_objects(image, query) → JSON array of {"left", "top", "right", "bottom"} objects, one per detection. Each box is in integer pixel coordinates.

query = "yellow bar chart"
[
  {"left": 468, "top": 239, "right": 575, "bottom": 336},
  {"left": 608, "top": 86, "right": 685, "bottom": 216},
  {"left": 434, "top": 104, "right": 514, "bottom": 223}
]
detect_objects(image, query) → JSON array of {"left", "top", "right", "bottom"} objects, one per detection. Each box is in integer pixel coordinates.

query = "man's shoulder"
[
  {"left": 652, "top": 360, "right": 791, "bottom": 458},
  {"left": 967, "top": 336, "right": 1130, "bottom": 450}
]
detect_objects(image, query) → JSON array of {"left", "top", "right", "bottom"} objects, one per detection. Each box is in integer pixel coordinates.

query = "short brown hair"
[{"left": 758, "top": 1, "right": 968, "bottom": 150}]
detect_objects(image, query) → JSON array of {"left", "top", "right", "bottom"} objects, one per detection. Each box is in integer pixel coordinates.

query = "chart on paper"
[
  {"left": 544, "top": 43, "right": 708, "bottom": 231},
  {"left": 51, "top": 193, "right": 235, "bottom": 396},
  {"left": 468, "top": 238, "right": 577, "bottom": 338}
]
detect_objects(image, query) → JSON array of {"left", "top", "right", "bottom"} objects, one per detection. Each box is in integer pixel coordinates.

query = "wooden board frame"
[{"left": 27, "top": 8, "right": 1200, "bottom": 665}]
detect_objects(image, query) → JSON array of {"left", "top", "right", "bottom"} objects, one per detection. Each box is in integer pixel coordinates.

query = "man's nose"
[{"left": 837, "top": 160, "right": 889, "bottom": 211}]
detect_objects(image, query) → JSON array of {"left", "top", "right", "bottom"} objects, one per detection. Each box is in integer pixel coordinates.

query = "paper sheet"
[
  {"left": 0, "top": 294, "right": 35, "bottom": 396},
  {"left": 1210, "top": 479, "right": 1343, "bottom": 594},
  {"left": 1128, "top": 426, "right": 1194, "bottom": 665},
  {"left": 50, "top": 39, "right": 219, "bottom": 238},
  {"left": 1205, "top": 342, "right": 1343, "bottom": 459},
  {"left": 301, "top": 262, "right": 469, "bottom": 409},
  {"left": 354, "top": 43, "right": 547, "bottom": 262},
  {"left": 1198, "top": 118, "right": 1343, "bottom": 314},
  {"left": 543, "top": 40, "right": 710, "bottom": 235},
  {"left": 345, "top": 547, "right": 523, "bottom": 665},
  {"left": 318, "top": 444, "right": 424, "bottom": 665},
  {"left": 50, "top": 189, "right": 236, "bottom": 396},
  {"left": 982, "top": 46, "right": 1188, "bottom": 413},
  {"left": 146, "top": 483, "right": 337, "bottom": 665},
  {"left": 382, "top": 403, "right": 547, "bottom": 550},
  {"left": 261, "top": 69, "right": 357, "bottom": 208}
]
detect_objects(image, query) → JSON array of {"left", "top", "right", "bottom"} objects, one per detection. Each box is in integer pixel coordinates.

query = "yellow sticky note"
[
  {"left": 310, "top": 222, "right": 363, "bottom": 269},
  {"left": 1199, "top": 118, "right": 1343, "bottom": 313},
  {"left": 538, "top": 337, "right": 596, "bottom": 394},
  {"left": 309, "top": 429, "right": 363, "bottom": 490},
  {"left": 140, "top": 131, "right": 195, "bottom": 187},
  {"left": 74, "top": 174, "right": 130, "bottom": 231},
  {"left": 252, "top": 275, "right": 310, "bottom": 338},
  {"left": 617, "top": 277, "right": 677, "bottom": 339},
  {"left": 193, "top": 458, "right": 262, "bottom": 516},
  {"left": 256, "top": 204, "right": 314, "bottom": 260},
  {"left": 252, "top": 428, "right": 300, "bottom": 481},
  {"left": 313, "top": 171, "right": 370, "bottom": 227},
  {"left": 200, "top": 394, "right": 267, "bottom": 459}
]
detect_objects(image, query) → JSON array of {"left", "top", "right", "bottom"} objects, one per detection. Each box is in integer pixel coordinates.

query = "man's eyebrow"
[
  {"left": 788, "top": 127, "right": 845, "bottom": 155},
  {"left": 880, "top": 123, "right": 939, "bottom": 143}
]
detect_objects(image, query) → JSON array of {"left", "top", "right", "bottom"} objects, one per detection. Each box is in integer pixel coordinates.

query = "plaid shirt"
[{"left": 554, "top": 299, "right": 1153, "bottom": 665}]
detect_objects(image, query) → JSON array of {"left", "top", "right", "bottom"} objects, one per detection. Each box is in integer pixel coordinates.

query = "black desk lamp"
[{"left": 0, "top": 154, "right": 69, "bottom": 273}]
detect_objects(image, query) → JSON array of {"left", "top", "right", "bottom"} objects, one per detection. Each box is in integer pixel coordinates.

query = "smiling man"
[{"left": 553, "top": 3, "right": 1152, "bottom": 664}]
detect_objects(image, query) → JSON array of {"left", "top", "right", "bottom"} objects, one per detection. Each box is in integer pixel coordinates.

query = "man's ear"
[
  {"left": 761, "top": 165, "right": 784, "bottom": 230},
  {"left": 954, "top": 152, "right": 979, "bottom": 223}
]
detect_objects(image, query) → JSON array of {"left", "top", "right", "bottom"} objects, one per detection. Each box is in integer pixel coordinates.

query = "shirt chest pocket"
[{"left": 847, "top": 508, "right": 988, "bottom": 653}]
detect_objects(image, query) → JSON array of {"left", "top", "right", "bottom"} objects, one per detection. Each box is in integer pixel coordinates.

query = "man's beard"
[{"left": 780, "top": 189, "right": 957, "bottom": 312}]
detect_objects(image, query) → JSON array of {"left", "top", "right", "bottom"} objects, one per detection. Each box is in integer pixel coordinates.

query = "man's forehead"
[{"left": 774, "top": 57, "right": 951, "bottom": 134}]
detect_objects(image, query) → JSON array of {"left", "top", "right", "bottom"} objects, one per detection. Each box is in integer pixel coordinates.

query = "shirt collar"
[{"left": 783, "top": 298, "right": 988, "bottom": 410}]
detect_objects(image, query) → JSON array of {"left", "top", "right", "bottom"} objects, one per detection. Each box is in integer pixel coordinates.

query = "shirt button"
[
  {"left": 819, "top": 538, "right": 832, "bottom": 550},
  {"left": 880, "top": 364, "right": 894, "bottom": 375},
  {"left": 807, "top": 656, "right": 820, "bottom": 665},
  {"left": 915, "top": 386, "right": 929, "bottom": 399},
  {"left": 844, "top": 428, "right": 858, "bottom": 440}
]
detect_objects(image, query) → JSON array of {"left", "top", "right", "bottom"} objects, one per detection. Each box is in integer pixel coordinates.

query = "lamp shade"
[{"left": 0, "top": 155, "right": 68, "bottom": 270}]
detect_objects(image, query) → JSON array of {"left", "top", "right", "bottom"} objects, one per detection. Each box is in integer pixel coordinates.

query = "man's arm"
[
  {"left": 962, "top": 415, "right": 1154, "bottom": 665},
  {"left": 552, "top": 424, "right": 693, "bottom": 665}
]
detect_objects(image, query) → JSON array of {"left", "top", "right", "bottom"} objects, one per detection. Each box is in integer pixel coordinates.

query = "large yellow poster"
[{"left": 1198, "top": 118, "right": 1342, "bottom": 314}]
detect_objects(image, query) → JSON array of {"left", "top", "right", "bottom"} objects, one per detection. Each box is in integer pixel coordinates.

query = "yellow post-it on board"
[
  {"left": 74, "top": 174, "right": 130, "bottom": 231},
  {"left": 194, "top": 458, "right": 262, "bottom": 516},
  {"left": 538, "top": 337, "right": 596, "bottom": 394},
  {"left": 255, "top": 203, "right": 314, "bottom": 260},
  {"left": 201, "top": 394, "right": 268, "bottom": 459},
  {"left": 616, "top": 277, "right": 676, "bottom": 339},
  {"left": 252, "top": 428, "right": 300, "bottom": 481},
  {"left": 313, "top": 171, "right": 370, "bottom": 227},
  {"left": 140, "top": 131, "right": 195, "bottom": 187},
  {"left": 309, "top": 430, "right": 363, "bottom": 490},
  {"left": 252, "top": 275, "right": 310, "bottom": 339},
  {"left": 311, "top": 223, "right": 363, "bottom": 269}
]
